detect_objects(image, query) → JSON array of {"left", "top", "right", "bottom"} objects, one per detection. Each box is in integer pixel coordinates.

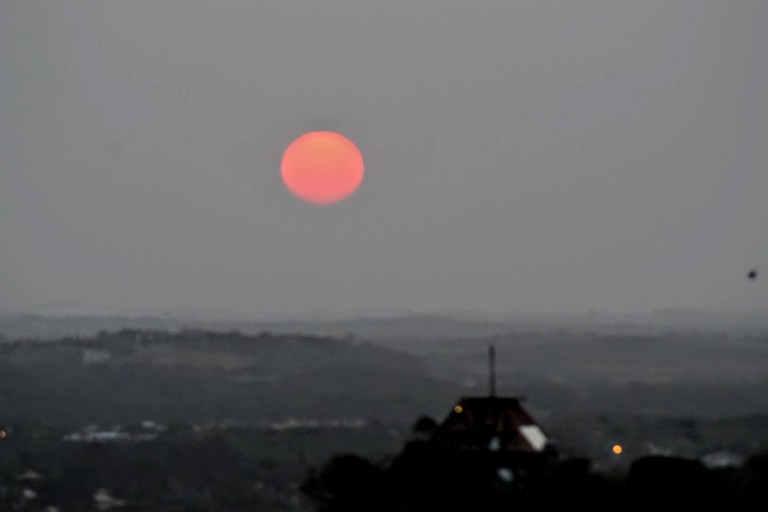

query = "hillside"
[{"left": 0, "top": 329, "right": 461, "bottom": 427}]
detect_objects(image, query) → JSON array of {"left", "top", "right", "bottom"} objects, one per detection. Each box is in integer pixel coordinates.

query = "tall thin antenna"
[{"left": 489, "top": 344, "right": 496, "bottom": 397}]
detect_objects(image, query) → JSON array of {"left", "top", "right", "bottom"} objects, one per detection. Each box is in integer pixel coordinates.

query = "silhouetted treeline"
[{"left": 301, "top": 440, "right": 768, "bottom": 512}]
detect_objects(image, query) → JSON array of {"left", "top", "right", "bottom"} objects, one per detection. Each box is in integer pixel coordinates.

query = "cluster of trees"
[{"left": 300, "top": 437, "right": 768, "bottom": 512}]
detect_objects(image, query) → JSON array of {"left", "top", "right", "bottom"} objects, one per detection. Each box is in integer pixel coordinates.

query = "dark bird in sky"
[{"left": 747, "top": 269, "right": 758, "bottom": 280}]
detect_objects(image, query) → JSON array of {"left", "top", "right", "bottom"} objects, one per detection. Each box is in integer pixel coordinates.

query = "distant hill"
[
  {"left": 2, "top": 308, "right": 767, "bottom": 343},
  {"left": 0, "top": 329, "right": 461, "bottom": 426}
]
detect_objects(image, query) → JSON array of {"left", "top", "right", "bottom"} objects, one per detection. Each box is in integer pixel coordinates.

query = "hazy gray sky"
[{"left": 1, "top": 1, "right": 766, "bottom": 318}]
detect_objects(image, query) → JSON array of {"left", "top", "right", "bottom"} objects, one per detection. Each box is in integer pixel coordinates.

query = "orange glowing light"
[
  {"left": 281, "top": 131, "right": 364, "bottom": 205},
  {"left": 0, "top": 430, "right": 6, "bottom": 439},
  {"left": 454, "top": 405, "right": 463, "bottom": 414},
  {"left": 612, "top": 444, "right": 623, "bottom": 455}
]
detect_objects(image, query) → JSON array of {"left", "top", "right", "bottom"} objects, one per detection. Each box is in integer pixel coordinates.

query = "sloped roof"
[{"left": 432, "top": 396, "right": 551, "bottom": 453}]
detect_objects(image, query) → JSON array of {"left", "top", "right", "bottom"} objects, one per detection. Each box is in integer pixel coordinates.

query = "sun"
[{"left": 280, "top": 131, "right": 364, "bottom": 205}]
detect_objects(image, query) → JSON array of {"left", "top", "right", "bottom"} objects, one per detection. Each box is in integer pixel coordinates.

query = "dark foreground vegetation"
[
  {"left": 1, "top": 423, "right": 767, "bottom": 512},
  {"left": 303, "top": 444, "right": 768, "bottom": 512}
]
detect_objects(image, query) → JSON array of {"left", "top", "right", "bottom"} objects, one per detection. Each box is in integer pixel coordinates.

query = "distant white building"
[
  {"left": 93, "top": 488, "right": 126, "bottom": 511},
  {"left": 702, "top": 450, "right": 745, "bottom": 469},
  {"left": 82, "top": 349, "right": 111, "bottom": 365},
  {"left": 17, "top": 469, "right": 45, "bottom": 482}
]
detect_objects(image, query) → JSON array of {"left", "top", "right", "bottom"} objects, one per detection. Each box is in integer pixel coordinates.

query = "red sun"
[{"left": 281, "top": 131, "right": 364, "bottom": 205}]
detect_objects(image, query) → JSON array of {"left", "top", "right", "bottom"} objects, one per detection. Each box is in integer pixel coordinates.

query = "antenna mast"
[{"left": 489, "top": 344, "right": 496, "bottom": 397}]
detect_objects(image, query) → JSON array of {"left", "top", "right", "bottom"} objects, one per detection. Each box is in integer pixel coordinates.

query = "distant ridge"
[{"left": 2, "top": 308, "right": 767, "bottom": 342}]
